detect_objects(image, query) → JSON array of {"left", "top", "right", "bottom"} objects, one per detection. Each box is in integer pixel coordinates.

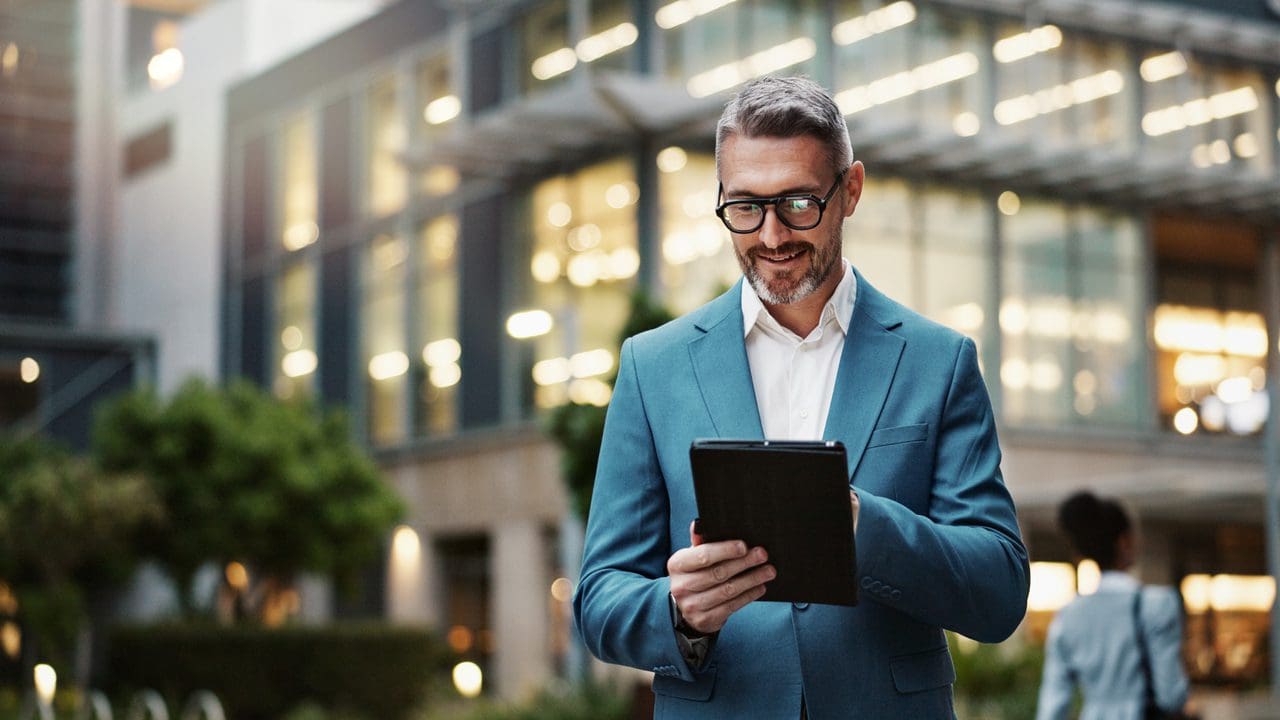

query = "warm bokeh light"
[
  {"left": 506, "top": 310, "right": 553, "bottom": 339},
  {"left": 453, "top": 661, "right": 483, "bottom": 698},
  {"left": 656, "top": 147, "right": 688, "bottom": 174},
  {"left": 655, "top": 0, "right": 738, "bottom": 30},
  {"left": 1076, "top": 560, "right": 1101, "bottom": 596},
  {"left": 226, "top": 562, "right": 249, "bottom": 590},
  {"left": 147, "top": 47, "right": 185, "bottom": 90},
  {"left": 368, "top": 351, "right": 410, "bottom": 381},
  {"left": 423, "top": 338, "right": 461, "bottom": 367},
  {"left": 392, "top": 525, "right": 421, "bottom": 564},
  {"left": 34, "top": 664, "right": 56, "bottom": 705},
  {"left": 836, "top": 52, "right": 979, "bottom": 115},
  {"left": 997, "top": 191, "right": 1021, "bottom": 216},
  {"left": 993, "top": 24, "right": 1062, "bottom": 64},
  {"left": 1, "top": 622, "right": 19, "bottom": 659},
  {"left": 424, "top": 95, "right": 461, "bottom": 125},
  {"left": 832, "top": 1, "right": 916, "bottom": 46},
  {"left": 687, "top": 37, "right": 817, "bottom": 98},
  {"left": 550, "top": 577, "right": 573, "bottom": 603},
  {"left": 1173, "top": 406, "right": 1199, "bottom": 435},
  {"left": 1182, "top": 573, "right": 1276, "bottom": 613},
  {"left": 19, "top": 357, "right": 39, "bottom": 383},
  {"left": 1140, "top": 51, "right": 1187, "bottom": 83},
  {"left": 447, "top": 625, "right": 473, "bottom": 653},
  {"left": 281, "top": 350, "right": 318, "bottom": 378},
  {"left": 1028, "top": 562, "right": 1076, "bottom": 612},
  {"left": 952, "top": 111, "right": 980, "bottom": 137}
]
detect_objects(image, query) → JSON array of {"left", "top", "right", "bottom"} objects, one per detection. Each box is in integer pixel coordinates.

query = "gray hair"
[{"left": 715, "top": 76, "right": 853, "bottom": 179}]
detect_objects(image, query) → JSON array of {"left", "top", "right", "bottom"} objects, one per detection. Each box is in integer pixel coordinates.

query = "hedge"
[{"left": 106, "top": 623, "right": 452, "bottom": 720}]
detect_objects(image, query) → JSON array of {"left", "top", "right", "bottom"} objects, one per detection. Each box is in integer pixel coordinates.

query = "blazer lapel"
[
  {"left": 688, "top": 282, "right": 765, "bottom": 440},
  {"left": 823, "top": 271, "right": 906, "bottom": 480}
]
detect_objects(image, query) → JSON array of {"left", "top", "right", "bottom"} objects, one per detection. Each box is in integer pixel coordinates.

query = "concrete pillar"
[{"left": 493, "top": 520, "right": 549, "bottom": 699}]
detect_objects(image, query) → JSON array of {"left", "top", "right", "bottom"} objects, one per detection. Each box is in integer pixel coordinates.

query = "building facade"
[{"left": 219, "top": 0, "right": 1280, "bottom": 699}]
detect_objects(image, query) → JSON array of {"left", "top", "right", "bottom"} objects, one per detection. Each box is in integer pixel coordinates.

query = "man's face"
[{"left": 717, "top": 134, "right": 864, "bottom": 306}]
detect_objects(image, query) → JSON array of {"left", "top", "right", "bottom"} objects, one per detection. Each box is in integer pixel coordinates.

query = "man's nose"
[{"left": 757, "top": 206, "right": 789, "bottom": 248}]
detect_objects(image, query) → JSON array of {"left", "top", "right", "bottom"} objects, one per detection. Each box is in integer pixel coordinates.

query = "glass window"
[
  {"left": 1141, "top": 55, "right": 1273, "bottom": 175},
  {"left": 992, "top": 23, "right": 1132, "bottom": 152},
  {"left": 846, "top": 180, "right": 990, "bottom": 349},
  {"left": 843, "top": 175, "right": 913, "bottom": 306},
  {"left": 1153, "top": 220, "right": 1267, "bottom": 436},
  {"left": 368, "top": 75, "right": 407, "bottom": 218},
  {"left": 416, "top": 215, "right": 460, "bottom": 436},
  {"left": 1001, "top": 198, "right": 1145, "bottom": 429},
  {"left": 1001, "top": 198, "right": 1072, "bottom": 427},
  {"left": 658, "top": 148, "right": 738, "bottom": 315},
  {"left": 584, "top": 0, "right": 638, "bottom": 76},
  {"left": 919, "top": 186, "right": 990, "bottom": 351},
  {"left": 1072, "top": 209, "right": 1144, "bottom": 426},
  {"left": 659, "top": 0, "right": 823, "bottom": 99},
  {"left": 519, "top": 158, "right": 638, "bottom": 411},
  {"left": 363, "top": 233, "right": 409, "bottom": 446},
  {"left": 834, "top": 1, "right": 985, "bottom": 137},
  {"left": 274, "top": 261, "right": 317, "bottom": 400},
  {"left": 521, "top": 0, "right": 572, "bottom": 95},
  {"left": 415, "top": 53, "right": 462, "bottom": 199},
  {"left": 281, "top": 113, "right": 318, "bottom": 252}
]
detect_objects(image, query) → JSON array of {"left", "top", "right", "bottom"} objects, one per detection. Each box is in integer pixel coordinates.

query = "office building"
[{"left": 217, "top": 0, "right": 1280, "bottom": 697}]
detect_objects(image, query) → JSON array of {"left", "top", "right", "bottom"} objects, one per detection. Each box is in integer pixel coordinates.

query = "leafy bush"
[
  {"left": 0, "top": 433, "right": 159, "bottom": 667},
  {"left": 949, "top": 633, "right": 1045, "bottom": 720},
  {"left": 105, "top": 622, "right": 451, "bottom": 720},
  {"left": 93, "top": 379, "right": 403, "bottom": 615}
]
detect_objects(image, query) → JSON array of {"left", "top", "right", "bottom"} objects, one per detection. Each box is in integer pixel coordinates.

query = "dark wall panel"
[
  {"left": 320, "top": 97, "right": 353, "bottom": 231},
  {"left": 468, "top": 25, "right": 504, "bottom": 115},
  {"left": 241, "top": 135, "right": 268, "bottom": 266},
  {"left": 240, "top": 276, "right": 267, "bottom": 386},
  {"left": 319, "top": 246, "right": 353, "bottom": 406},
  {"left": 460, "top": 195, "right": 504, "bottom": 428}
]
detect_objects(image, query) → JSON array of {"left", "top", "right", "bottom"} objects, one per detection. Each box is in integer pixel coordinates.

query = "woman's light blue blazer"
[
  {"left": 1036, "top": 573, "right": 1190, "bottom": 720},
  {"left": 573, "top": 273, "right": 1030, "bottom": 719}
]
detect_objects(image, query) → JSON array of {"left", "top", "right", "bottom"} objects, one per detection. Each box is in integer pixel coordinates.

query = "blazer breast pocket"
[
  {"left": 867, "top": 423, "right": 929, "bottom": 448},
  {"left": 858, "top": 423, "right": 931, "bottom": 511}
]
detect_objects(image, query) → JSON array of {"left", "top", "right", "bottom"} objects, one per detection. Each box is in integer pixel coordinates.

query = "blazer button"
[
  {"left": 891, "top": 589, "right": 902, "bottom": 600},
  {"left": 793, "top": 602, "right": 809, "bottom": 610},
  {"left": 860, "top": 577, "right": 873, "bottom": 589}
]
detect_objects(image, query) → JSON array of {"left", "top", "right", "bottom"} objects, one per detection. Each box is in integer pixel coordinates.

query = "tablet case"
[{"left": 689, "top": 439, "right": 859, "bottom": 606}]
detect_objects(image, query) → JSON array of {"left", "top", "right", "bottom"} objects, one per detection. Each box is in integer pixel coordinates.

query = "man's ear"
[{"left": 843, "top": 160, "right": 866, "bottom": 218}]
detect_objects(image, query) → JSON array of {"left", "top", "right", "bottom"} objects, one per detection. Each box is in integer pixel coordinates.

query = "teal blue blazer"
[{"left": 573, "top": 272, "right": 1029, "bottom": 719}]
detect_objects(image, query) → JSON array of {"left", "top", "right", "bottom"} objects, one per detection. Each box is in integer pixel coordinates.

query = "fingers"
[
  {"left": 689, "top": 519, "right": 705, "bottom": 547},
  {"left": 667, "top": 538, "right": 748, "bottom": 575},
  {"left": 676, "top": 563, "right": 777, "bottom": 634}
]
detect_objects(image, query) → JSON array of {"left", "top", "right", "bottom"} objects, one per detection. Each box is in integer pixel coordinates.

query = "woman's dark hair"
[{"left": 1057, "top": 491, "right": 1131, "bottom": 569}]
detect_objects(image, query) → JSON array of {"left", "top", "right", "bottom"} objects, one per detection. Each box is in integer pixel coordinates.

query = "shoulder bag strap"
[{"left": 1131, "top": 586, "right": 1159, "bottom": 713}]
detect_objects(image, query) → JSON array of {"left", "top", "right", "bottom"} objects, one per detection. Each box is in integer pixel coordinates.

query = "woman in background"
[{"left": 1035, "top": 491, "right": 1190, "bottom": 720}]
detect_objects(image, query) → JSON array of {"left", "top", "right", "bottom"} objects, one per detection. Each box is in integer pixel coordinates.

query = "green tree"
[
  {"left": 0, "top": 434, "right": 160, "bottom": 670},
  {"left": 92, "top": 379, "right": 404, "bottom": 620},
  {"left": 546, "top": 291, "right": 675, "bottom": 520}
]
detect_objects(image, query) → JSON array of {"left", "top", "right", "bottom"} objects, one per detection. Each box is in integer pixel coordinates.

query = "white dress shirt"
[{"left": 741, "top": 260, "right": 857, "bottom": 440}]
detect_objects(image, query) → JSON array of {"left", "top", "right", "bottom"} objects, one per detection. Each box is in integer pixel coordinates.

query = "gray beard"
[{"left": 740, "top": 243, "right": 841, "bottom": 306}]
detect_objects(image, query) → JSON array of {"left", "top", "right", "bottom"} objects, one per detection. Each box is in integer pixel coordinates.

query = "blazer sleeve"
[
  {"left": 1034, "top": 614, "right": 1075, "bottom": 720},
  {"left": 853, "top": 337, "right": 1030, "bottom": 642},
  {"left": 571, "top": 339, "right": 697, "bottom": 680},
  {"left": 1143, "top": 587, "right": 1190, "bottom": 712}
]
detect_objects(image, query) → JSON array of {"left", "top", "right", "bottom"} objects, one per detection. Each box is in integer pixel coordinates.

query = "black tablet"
[{"left": 689, "top": 439, "right": 858, "bottom": 606}]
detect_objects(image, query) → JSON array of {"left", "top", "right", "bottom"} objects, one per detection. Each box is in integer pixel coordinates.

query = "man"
[{"left": 573, "top": 76, "right": 1029, "bottom": 719}]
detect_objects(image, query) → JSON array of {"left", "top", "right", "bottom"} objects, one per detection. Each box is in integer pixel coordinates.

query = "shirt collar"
[
  {"left": 741, "top": 259, "right": 857, "bottom": 339},
  {"left": 1096, "top": 570, "right": 1139, "bottom": 593}
]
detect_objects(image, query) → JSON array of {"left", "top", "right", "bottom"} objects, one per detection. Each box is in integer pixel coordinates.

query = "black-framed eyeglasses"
[{"left": 715, "top": 172, "right": 845, "bottom": 234}]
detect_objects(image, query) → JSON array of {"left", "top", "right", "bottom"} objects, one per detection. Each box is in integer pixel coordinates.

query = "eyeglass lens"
[{"left": 722, "top": 197, "right": 822, "bottom": 232}]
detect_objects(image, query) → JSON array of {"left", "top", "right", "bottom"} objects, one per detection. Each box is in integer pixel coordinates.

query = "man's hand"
[{"left": 667, "top": 521, "right": 774, "bottom": 635}]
